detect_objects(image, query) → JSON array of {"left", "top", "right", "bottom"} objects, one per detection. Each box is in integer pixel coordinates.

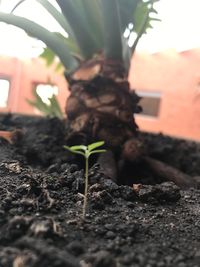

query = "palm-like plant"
[
  {"left": 0, "top": 0, "right": 159, "bottom": 70},
  {"left": 0, "top": 0, "right": 159, "bottom": 160},
  {"left": 0, "top": 1, "right": 198, "bottom": 190}
]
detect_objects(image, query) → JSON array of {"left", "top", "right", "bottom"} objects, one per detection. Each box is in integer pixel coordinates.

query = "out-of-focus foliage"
[
  {"left": 0, "top": 0, "right": 160, "bottom": 72},
  {"left": 27, "top": 89, "right": 64, "bottom": 118}
]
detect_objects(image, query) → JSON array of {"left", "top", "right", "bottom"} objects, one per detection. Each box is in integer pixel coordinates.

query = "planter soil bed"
[{"left": 0, "top": 113, "right": 200, "bottom": 267}]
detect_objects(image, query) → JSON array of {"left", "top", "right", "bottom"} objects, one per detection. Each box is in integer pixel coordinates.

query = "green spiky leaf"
[
  {"left": 99, "top": 0, "right": 123, "bottom": 60},
  {"left": 133, "top": 0, "right": 160, "bottom": 34},
  {"left": 88, "top": 141, "right": 105, "bottom": 152},
  {"left": 56, "top": 0, "right": 99, "bottom": 59},
  {"left": 68, "top": 145, "right": 87, "bottom": 152},
  {"left": 0, "top": 12, "right": 78, "bottom": 71}
]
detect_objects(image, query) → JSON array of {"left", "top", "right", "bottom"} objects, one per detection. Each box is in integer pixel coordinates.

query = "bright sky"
[{"left": 0, "top": 0, "right": 200, "bottom": 58}]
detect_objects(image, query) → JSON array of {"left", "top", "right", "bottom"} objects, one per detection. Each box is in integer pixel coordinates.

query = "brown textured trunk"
[
  {"left": 64, "top": 58, "right": 196, "bottom": 189},
  {"left": 65, "top": 58, "right": 141, "bottom": 151}
]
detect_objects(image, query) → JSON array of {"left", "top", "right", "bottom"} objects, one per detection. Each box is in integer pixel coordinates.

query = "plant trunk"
[
  {"left": 65, "top": 58, "right": 141, "bottom": 152},
  {"left": 64, "top": 58, "right": 196, "bottom": 189}
]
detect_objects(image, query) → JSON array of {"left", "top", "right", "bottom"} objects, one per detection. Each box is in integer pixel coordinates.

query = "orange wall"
[
  {"left": 1, "top": 49, "right": 200, "bottom": 141},
  {"left": 0, "top": 56, "right": 69, "bottom": 115},
  {"left": 129, "top": 48, "right": 200, "bottom": 141}
]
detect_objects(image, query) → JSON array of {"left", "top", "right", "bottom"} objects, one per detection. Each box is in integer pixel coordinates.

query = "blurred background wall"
[{"left": 1, "top": 47, "right": 200, "bottom": 141}]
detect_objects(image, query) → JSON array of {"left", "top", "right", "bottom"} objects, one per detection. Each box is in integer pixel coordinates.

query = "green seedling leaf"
[
  {"left": 63, "top": 145, "right": 85, "bottom": 157},
  {"left": 69, "top": 145, "right": 87, "bottom": 151},
  {"left": 64, "top": 141, "right": 106, "bottom": 220},
  {"left": 88, "top": 141, "right": 105, "bottom": 152},
  {"left": 89, "top": 149, "right": 107, "bottom": 157}
]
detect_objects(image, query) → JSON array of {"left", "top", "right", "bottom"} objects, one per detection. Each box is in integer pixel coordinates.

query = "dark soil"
[{"left": 0, "top": 113, "right": 200, "bottom": 267}]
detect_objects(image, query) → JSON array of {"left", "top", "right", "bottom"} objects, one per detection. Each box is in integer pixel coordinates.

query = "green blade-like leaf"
[
  {"left": 32, "top": 91, "right": 51, "bottom": 115},
  {"left": 55, "top": 32, "right": 82, "bottom": 59},
  {"left": 12, "top": 0, "right": 73, "bottom": 36},
  {"left": 63, "top": 145, "right": 85, "bottom": 157},
  {"left": 36, "top": 0, "right": 74, "bottom": 36},
  {"left": 40, "top": 36, "right": 82, "bottom": 68},
  {"left": 130, "top": 0, "right": 160, "bottom": 55},
  {"left": 27, "top": 90, "right": 51, "bottom": 115},
  {"left": 11, "top": 0, "right": 95, "bottom": 61},
  {"left": 49, "top": 95, "right": 63, "bottom": 118},
  {"left": 80, "top": 0, "right": 104, "bottom": 49},
  {"left": 56, "top": 0, "right": 98, "bottom": 59},
  {"left": 28, "top": 91, "right": 63, "bottom": 118},
  {"left": 114, "top": 0, "right": 139, "bottom": 70},
  {"left": 88, "top": 141, "right": 105, "bottom": 152},
  {"left": 68, "top": 145, "right": 87, "bottom": 152},
  {"left": 133, "top": 0, "right": 160, "bottom": 34},
  {"left": 27, "top": 99, "right": 48, "bottom": 114},
  {"left": 133, "top": 1, "right": 150, "bottom": 34},
  {"left": 65, "top": 38, "right": 81, "bottom": 57},
  {"left": 117, "top": 0, "right": 139, "bottom": 31},
  {"left": 89, "top": 149, "right": 106, "bottom": 157},
  {"left": 99, "top": 0, "right": 123, "bottom": 60},
  {"left": 0, "top": 12, "right": 78, "bottom": 72},
  {"left": 11, "top": 0, "right": 26, "bottom": 12}
]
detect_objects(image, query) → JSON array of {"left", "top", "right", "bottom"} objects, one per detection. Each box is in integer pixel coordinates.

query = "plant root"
[
  {"left": 97, "top": 150, "right": 118, "bottom": 182},
  {"left": 0, "top": 129, "right": 23, "bottom": 144},
  {"left": 144, "top": 156, "right": 198, "bottom": 189}
]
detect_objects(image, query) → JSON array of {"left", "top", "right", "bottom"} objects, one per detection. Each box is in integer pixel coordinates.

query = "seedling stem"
[{"left": 64, "top": 141, "right": 106, "bottom": 220}]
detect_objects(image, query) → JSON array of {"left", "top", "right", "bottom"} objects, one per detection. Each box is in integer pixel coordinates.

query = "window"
[
  {"left": 136, "top": 91, "right": 161, "bottom": 117},
  {"left": 0, "top": 78, "right": 10, "bottom": 108},
  {"left": 35, "top": 83, "right": 59, "bottom": 105}
]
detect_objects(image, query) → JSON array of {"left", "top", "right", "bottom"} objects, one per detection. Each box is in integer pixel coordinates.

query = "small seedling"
[{"left": 64, "top": 141, "right": 106, "bottom": 220}]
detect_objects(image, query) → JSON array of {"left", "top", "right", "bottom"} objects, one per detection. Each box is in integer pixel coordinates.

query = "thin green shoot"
[{"left": 64, "top": 141, "right": 106, "bottom": 220}]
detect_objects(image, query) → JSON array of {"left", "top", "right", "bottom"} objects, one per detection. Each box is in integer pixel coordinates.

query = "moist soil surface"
[{"left": 0, "top": 113, "right": 200, "bottom": 267}]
